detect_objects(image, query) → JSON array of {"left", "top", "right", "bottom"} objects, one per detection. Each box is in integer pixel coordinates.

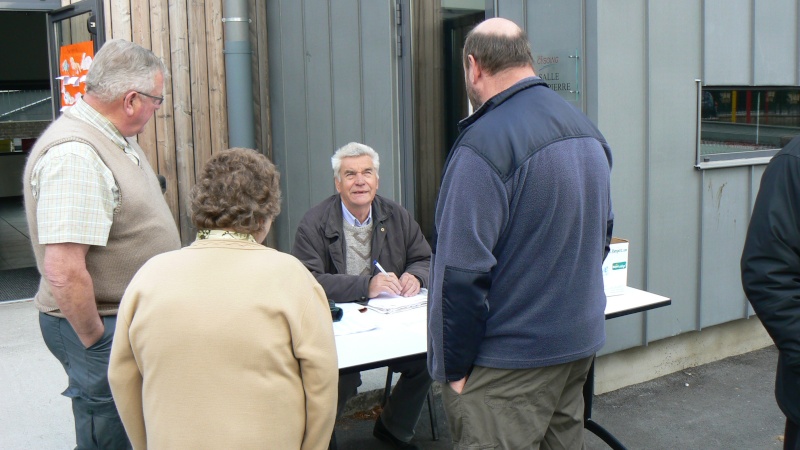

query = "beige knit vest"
[{"left": 23, "top": 110, "right": 181, "bottom": 316}]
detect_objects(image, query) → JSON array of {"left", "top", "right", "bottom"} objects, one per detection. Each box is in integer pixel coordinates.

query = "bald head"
[
  {"left": 463, "top": 18, "right": 533, "bottom": 76},
  {"left": 472, "top": 17, "right": 524, "bottom": 37}
]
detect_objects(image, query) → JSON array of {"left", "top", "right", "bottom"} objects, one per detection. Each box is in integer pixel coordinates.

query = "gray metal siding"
[
  {"left": 753, "top": 0, "right": 798, "bottom": 86},
  {"left": 497, "top": 0, "right": 584, "bottom": 109},
  {"left": 699, "top": 168, "right": 752, "bottom": 327},
  {"left": 644, "top": 0, "right": 704, "bottom": 341},
  {"left": 587, "top": 0, "right": 800, "bottom": 354},
  {"left": 265, "top": 0, "right": 798, "bottom": 356},
  {"left": 593, "top": 0, "right": 649, "bottom": 353},
  {"left": 493, "top": 0, "right": 800, "bottom": 355},
  {"left": 505, "top": 0, "right": 800, "bottom": 355},
  {"left": 268, "top": 0, "right": 401, "bottom": 251},
  {"left": 704, "top": 0, "right": 799, "bottom": 86},
  {"left": 703, "top": 0, "right": 752, "bottom": 85}
]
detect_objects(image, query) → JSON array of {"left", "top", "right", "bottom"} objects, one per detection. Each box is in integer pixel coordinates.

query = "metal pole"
[{"left": 222, "top": 0, "right": 256, "bottom": 149}]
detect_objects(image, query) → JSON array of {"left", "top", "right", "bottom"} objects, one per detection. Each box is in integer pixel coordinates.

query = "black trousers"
[
  {"left": 338, "top": 358, "right": 432, "bottom": 443},
  {"left": 786, "top": 418, "right": 800, "bottom": 450}
]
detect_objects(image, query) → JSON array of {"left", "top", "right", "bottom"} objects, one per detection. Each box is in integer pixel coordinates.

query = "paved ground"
[
  {"left": 1, "top": 298, "right": 786, "bottom": 450},
  {"left": 333, "top": 345, "right": 786, "bottom": 449}
]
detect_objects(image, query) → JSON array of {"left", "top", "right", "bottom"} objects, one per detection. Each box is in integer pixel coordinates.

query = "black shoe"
[{"left": 373, "top": 417, "right": 420, "bottom": 450}]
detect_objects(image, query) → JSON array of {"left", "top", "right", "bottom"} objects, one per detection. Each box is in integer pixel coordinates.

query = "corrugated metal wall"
[
  {"left": 265, "top": 0, "right": 798, "bottom": 355},
  {"left": 499, "top": 0, "right": 800, "bottom": 354},
  {"left": 267, "top": 0, "right": 403, "bottom": 251}
]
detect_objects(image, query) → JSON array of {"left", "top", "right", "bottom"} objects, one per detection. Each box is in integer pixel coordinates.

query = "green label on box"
[{"left": 612, "top": 262, "right": 627, "bottom": 270}]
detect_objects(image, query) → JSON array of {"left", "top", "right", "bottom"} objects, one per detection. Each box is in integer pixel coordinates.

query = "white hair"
[
  {"left": 331, "top": 142, "right": 380, "bottom": 180},
  {"left": 85, "top": 39, "right": 168, "bottom": 103}
]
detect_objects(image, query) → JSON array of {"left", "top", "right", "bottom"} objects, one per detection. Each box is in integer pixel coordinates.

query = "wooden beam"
[
  {"left": 188, "top": 0, "right": 212, "bottom": 175},
  {"left": 110, "top": 0, "right": 131, "bottom": 40},
  {"left": 206, "top": 0, "right": 228, "bottom": 156},
  {"left": 414, "top": 1, "right": 445, "bottom": 240},
  {"left": 131, "top": 0, "right": 158, "bottom": 169},
  {"left": 150, "top": 0, "right": 180, "bottom": 231},
  {"left": 168, "top": 0, "right": 197, "bottom": 242},
  {"left": 252, "top": 0, "right": 272, "bottom": 158}
]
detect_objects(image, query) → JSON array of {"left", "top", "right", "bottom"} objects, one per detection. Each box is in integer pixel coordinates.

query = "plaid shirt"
[{"left": 30, "top": 99, "right": 141, "bottom": 246}]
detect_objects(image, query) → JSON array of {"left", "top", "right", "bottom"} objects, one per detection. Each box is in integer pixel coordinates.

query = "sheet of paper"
[
  {"left": 367, "top": 289, "right": 428, "bottom": 314},
  {"left": 332, "top": 303, "right": 378, "bottom": 336}
]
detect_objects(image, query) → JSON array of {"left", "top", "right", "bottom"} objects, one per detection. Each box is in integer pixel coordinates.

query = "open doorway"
[
  {"left": 0, "top": 0, "right": 103, "bottom": 301},
  {"left": 412, "top": 1, "right": 484, "bottom": 241},
  {"left": 0, "top": 9, "right": 50, "bottom": 293}
]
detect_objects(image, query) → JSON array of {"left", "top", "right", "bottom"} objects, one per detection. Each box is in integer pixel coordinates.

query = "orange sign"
[{"left": 58, "top": 41, "right": 95, "bottom": 109}]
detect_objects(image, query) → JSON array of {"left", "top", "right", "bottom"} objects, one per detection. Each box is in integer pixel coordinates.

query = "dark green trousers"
[{"left": 441, "top": 356, "right": 594, "bottom": 450}]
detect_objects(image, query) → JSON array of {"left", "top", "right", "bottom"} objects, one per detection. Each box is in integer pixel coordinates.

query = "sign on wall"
[
  {"left": 57, "top": 41, "right": 94, "bottom": 110},
  {"left": 533, "top": 49, "right": 580, "bottom": 104}
]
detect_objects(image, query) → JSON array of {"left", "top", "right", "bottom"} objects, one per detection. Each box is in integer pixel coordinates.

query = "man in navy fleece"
[{"left": 427, "top": 18, "right": 614, "bottom": 448}]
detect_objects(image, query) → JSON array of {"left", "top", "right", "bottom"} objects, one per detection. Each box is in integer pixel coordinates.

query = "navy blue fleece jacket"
[{"left": 427, "top": 77, "right": 613, "bottom": 383}]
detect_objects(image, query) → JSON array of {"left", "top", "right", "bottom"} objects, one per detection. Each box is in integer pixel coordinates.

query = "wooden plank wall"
[
  {"left": 61, "top": 0, "right": 271, "bottom": 245},
  {"left": 250, "top": 1, "right": 271, "bottom": 162}
]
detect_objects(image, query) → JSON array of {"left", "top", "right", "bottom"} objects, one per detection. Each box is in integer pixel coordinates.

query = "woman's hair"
[
  {"left": 331, "top": 142, "right": 380, "bottom": 180},
  {"left": 190, "top": 148, "right": 282, "bottom": 234},
  {"left": 85, "top": 39, "right": 168, "bottom": 103}
]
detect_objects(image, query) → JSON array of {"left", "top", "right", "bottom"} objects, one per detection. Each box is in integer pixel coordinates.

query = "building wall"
[
  {"left": 79, "top": 0, "right": 798, "bottom": 394},
  {"left": 586, "top": 0, "right": 799, "bottom": 353},
  {"left": 78, "top": 0, "right": 270, "bottom": 244},
  {"left": 79, "top": 0, "right": 799, "bottom": 361},
  {"left": 492, "top": 0, "right": 800, "bottom": 355},
  {"left": 267, "top": 0, "right": 403, "bottom": 251},
  {"left": 265, "top": 0, "right": 799, "bottom": 358}
]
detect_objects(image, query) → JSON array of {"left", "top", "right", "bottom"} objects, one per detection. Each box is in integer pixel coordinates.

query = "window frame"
[{"left": 694, "top": 80, "right": 799, "bottom": 170}]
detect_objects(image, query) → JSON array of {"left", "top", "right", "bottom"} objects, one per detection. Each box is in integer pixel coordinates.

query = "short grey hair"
[
  {"left": 85, "top": 39, "right": 168, "bottom": 103},
  {"left": 331, "top": 142, "right": 380, "bottom": 180}
]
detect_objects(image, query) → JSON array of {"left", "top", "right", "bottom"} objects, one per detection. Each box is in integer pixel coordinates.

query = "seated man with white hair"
[{"left": 292, "top": 142, "right": 432, "bottom": 450}]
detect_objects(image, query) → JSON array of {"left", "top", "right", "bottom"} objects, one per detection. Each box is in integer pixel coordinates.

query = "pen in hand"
[{"left": 374, "top": 260, "right": 390, "bottom": 278}]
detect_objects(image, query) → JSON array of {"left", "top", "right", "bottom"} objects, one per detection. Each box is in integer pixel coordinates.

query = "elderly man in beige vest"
[{"left": 23, "top": 39, "right": 180, "bottom": 449}]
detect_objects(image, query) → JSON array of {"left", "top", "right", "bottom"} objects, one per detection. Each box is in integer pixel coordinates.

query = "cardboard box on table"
[{"left": 602, "top": 238, "right": 628, "bottom": 297}]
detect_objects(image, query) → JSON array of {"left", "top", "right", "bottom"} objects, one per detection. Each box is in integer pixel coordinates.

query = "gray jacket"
[{"left": 291, "top": 194, "right": 431, "bottom": 302}]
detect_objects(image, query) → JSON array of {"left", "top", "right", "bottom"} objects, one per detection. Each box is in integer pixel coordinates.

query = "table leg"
[{"left": 583, "top": 358, "right": 627, "bottom": 450}]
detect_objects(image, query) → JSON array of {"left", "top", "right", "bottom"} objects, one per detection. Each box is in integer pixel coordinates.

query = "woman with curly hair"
[{"left": 108, "top": 148, "right": 338, "bottom": 450}]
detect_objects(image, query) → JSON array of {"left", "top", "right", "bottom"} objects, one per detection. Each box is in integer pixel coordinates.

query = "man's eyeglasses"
[{"left": 135, "top": 91, "right": 164, "bottom": 106}]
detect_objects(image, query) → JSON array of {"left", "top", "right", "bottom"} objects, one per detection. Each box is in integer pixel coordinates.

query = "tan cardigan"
[{"left": 108, "top": 238, "right": 338, "bottom": 450}]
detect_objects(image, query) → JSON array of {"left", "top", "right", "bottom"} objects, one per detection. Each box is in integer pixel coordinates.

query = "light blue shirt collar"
[{"left": 341, "top": 202, "right": 372, "bottom": 227}]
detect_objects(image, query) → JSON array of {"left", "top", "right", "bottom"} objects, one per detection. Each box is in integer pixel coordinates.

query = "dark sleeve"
[
  {"left": 291, "top": 219, "right": 371, "bottom": 303},
  {"left": 604, "top": 200, "right": 614, "bottom": 260},
  {"left": 433, "top": 148, "right": 505, "bottom": 381},
  {"left": 603, "top": 142, "right": 614, "bottom": 260},
  {"left": 401, "top": 210, "right": 431, "bottom": 287},
  {"left": 741, "top": 152, "right": 800, "bottom": 374}
]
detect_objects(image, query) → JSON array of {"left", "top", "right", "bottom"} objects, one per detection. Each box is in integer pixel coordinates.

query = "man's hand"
[
  {"left": 449, "top": 376, "right": 468, "bottom": 394},
  {"left": 43, "top": 243, "right": 104, "bottom": 348},
  {"left": 368, "top": 272, "right": 403, "bottom": 298},
  {"left": 399, "top": 272, "right": 421, "bottom": 297}
]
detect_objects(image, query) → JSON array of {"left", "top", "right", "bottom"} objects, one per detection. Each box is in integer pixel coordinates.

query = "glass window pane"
[{"left": 700, "top": 87, "right": 800, "bottom": 160}]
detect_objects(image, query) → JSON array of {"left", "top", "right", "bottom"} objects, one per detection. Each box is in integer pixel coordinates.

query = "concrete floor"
[
  {"left": 0, "top": 196, "right": 35, "bottom": 271},
  {"left": 333, "top": 345, "right": 786, "bottom": 449},
  {"left": 0, "top": 298, "right": 787, "bottom": 450}
]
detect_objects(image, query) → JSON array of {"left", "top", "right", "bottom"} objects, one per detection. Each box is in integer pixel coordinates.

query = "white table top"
[
  {"left": 604, "top": 286, "right": 671, "bottom": 319},
  {"left": 335, "top": 286, "right": 670, "bottom": 371}
]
